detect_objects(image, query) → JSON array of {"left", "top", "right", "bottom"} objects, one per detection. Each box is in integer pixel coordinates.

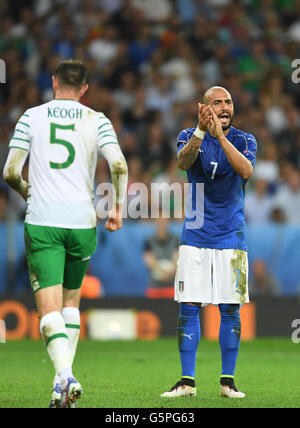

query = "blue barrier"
[
  {"left": 247, "top": 224, "right": 300, "bottom": 295},
  {"left": 0, "top": 221, "right": 300, "bottom": 296},
  {"left": 89, "top": 222, "right": 182, "bottom": 296}
]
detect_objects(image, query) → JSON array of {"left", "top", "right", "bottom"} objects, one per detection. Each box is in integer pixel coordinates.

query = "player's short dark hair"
[{"left": 54, "top": 60, "right": 88, "bottom": 89}]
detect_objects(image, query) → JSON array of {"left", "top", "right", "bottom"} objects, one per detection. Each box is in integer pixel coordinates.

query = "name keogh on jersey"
[{"left": 48, "top": 107, "right": 83, "bottom": 120}]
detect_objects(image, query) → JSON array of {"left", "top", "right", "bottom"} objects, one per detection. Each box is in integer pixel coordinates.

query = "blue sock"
[
  {"left": 219, "top": 304, "right": 241, "bottom": 378},
  {"left": 177, "top": 303, "right": 201, "bottom": 380}
]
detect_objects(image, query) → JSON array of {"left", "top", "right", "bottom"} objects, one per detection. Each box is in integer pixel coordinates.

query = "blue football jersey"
[{"left": 177, "top": 126, "right": 257, "bottom": 251}]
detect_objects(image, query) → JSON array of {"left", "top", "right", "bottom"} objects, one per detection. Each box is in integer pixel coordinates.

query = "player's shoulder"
[
  {"left": 177, "top": 127, "right": 196, "bottom": 143},
  {"left": 96, "top": 111, "right": 113, "bottom": 124},
  {"left": 22, "top": 101, "right": 52, "bottom": 117},
  {"left": 22, "top": 100, "right": 69, "bottom": 117},
  {"left": 81, "top": 107, "right": 113, "bottom": 125},
  {"left": 230, "top": 126, "right": 257, "bottom": 143},
  {"left": 25, "top": 100, "right": 94, "bottom": 112}
]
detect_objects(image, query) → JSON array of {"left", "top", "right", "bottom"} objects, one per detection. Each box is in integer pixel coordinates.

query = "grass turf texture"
[{"left": 0, "top": 338, "right": 298, "bottom": 408}]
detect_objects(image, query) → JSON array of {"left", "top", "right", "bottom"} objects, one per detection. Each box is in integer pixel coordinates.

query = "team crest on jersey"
[{"left": 179, "top": 281, "right": 184, "bottom": 292}]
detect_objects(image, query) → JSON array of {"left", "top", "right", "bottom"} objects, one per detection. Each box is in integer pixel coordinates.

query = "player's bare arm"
[
  {"left": 208, "top": 109, "right": 253, "bottom": 180},
  {"left": 177, "top": 103, "right": 212, "bottom": 171},
  {"left": 101, "top": 145, "right": 128, "bottom": 232},
  {"left": 3, "top": 148, "right": 29, "bottom": 201}
]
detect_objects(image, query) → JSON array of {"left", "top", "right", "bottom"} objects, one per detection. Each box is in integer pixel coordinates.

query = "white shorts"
[{"left": 174, "top": 245, "right": 249, "bottom": 306}]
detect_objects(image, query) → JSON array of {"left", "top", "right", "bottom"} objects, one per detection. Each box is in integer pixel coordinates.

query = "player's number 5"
[
  {"left": 50, "top": 123, "right": 75, "bottom": 169},
  {"left": 210, "top": 161, "right": 218, "bottom": 179}
]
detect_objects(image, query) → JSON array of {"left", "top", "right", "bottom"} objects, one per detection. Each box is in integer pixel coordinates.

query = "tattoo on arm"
[{"left": 177, "top": 135, "right": 203, "bottom": 170}]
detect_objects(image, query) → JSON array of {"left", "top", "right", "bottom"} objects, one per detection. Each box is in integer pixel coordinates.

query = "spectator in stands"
[
  {"left": 270, "top": 207, "right": 286, "bottom": 224},
  {"left": 245, "top": 178, "right": 274, "bottom": 223},
  {"left": 138, "top": 122, "right": 171, "bottom": 173},
  {"left": 249, "top": 259, "right": 280, "bottom": 297},
  {"left": 153, "top": 158, "right": 186, "bottom": 220},
  {"left": 236, "top": 39, "right": 271, "bottom": 93},
  {"left": 143, "top": 215, "right": 179, "bottom": 298},
  {"left": 253, "top": 140, "right": 280, "bottom": 185},
  {"left": 113, "top": 71, "right": 139, "bottom": 113},
  {"left": 276, "top": 105, "right": 300, "bottom": 166},
  {"left": 132, "top": 0, "right": 173, "bottom": 22},
  {"left": 1, "top": 0, "right": 300, "bottom": 296},
  {"left": 128, "top": 23, "right": 160, "bottom": 70},
  {"left": 272, "top": 168, "right": 300, "bottom": 223},
  {"left": 0, "top": 188, "right": 9, "bottom": 222}
]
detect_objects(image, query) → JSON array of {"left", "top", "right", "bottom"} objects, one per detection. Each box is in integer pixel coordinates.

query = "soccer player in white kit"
[{"left": 3, "top": 60, "right": 128, "bottom": 408}]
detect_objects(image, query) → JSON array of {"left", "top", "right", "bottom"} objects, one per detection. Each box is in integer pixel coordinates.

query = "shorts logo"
[
  {"left": 30, "top": 274, "right": 40, "bottom": 292},
  {"left": 32, "top": 281, "right": 40, "bottom": 292},
  {"left": 179, "top": 281, "right": 184, "bottom": 292}
]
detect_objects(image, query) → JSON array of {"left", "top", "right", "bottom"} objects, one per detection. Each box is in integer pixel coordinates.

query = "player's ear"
[
  {"left": 52, "top": 76, "right": 58, "bottom": 91},
  {"left": 79, "top": 84, "right": 89, "bottom": 98}
]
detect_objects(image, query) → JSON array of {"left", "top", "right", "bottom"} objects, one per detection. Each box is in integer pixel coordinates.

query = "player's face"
[{"left": 208, "top": 91, "right": 234, "bottom": 131}]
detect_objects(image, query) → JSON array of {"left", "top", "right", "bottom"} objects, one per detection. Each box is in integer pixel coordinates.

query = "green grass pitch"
[{"left": 0, "top": 338, "right": 299, "bottom": 408}]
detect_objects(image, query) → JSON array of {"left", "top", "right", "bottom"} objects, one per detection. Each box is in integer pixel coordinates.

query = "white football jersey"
[{"left": 9, "top": 99, "right": 119, "bottom": 228}]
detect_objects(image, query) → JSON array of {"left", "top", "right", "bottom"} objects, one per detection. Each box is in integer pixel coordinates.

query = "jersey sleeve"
[
  {"left": 176, "top": 129, "right": 189, "bottom": 156},
  {"left": 239, "top": 133, "right": 257, "bottom": 167},
  {"left": 9, "top": 111, "right": 32, "bottom": 152},
  {"left": 96, "top": 113, "right": 119, "bottom": 149}
]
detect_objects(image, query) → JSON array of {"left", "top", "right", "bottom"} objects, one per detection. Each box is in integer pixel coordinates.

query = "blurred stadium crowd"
[
  {"left": 0, "top": 0, "right": 300, "bottom": 296},
  {"left": 1, "top": 0, "right": 300, "bottom": 297},
  {"left": 1, "top": 0, "right": 300, "bottom": 225}
]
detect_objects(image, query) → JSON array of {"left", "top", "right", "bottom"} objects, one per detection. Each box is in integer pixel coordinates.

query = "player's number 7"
[
  {"left": 50, "top": 123, "right": 75, "bottom": 169},
  {"left": 210, "top": 161, "right": 218, "bottom": 179}
]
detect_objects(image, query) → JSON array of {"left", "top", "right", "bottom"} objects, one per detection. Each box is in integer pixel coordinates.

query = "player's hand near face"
[
  {"left": 207, "top": 108, "right": 224, "bottom": 139},
  {"left": 197, "top": 103, "right": 213, "bottom": 132},
  {"left": 177, "top": 103, "right": 212, "bottom": 171},
  {"left": 208, "top": 107, "right": 253, "bottom": 179}
]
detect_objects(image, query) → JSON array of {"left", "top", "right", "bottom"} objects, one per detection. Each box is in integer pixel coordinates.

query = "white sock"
[
  {"left": 40, "top": 311, "right": 73, "bottom": 388},
  {"left": 62, "top": 307, "right": 80, "bottom": 367},
  {"left": 53, "top": 374, "right": 60, "bottom": 389}
]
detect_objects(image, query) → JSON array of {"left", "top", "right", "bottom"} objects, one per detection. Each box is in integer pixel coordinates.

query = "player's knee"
[
  {"left": 35, "top": 285, "right": 63, "bottom": 318},
  {"left": 219, "top": 304, "right": 240, "bottom": 323},
  {"left": 219, "top": 304, "right": 241, "bottom": 348},
  {"left": 177, "top": 304, "right": 200, "bottom": 351},
  {"left": 219, "top": 303, "right": 239, "bottom": 315}
]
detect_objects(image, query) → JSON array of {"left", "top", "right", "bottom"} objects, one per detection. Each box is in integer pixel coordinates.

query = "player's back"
[{"left": 13, "top": 100, "right": 118, "bottom": 229}]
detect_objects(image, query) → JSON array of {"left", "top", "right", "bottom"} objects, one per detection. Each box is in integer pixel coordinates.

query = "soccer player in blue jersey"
[{"left": 161, "top": 86, "right": 257, "bottom": 399}]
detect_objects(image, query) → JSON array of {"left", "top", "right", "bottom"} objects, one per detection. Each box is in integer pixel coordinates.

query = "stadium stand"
[{"left": 1, "top": 0, "right": 300, "bottom": 295}]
